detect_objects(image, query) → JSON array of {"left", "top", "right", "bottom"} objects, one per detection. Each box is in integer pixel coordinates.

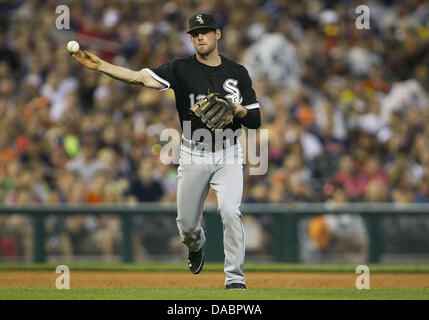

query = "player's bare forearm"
[
  {"left": 98, "top": 60, "right": 164, "bottom": 89},
  {"left": 71, "top": 50, "right": 164, "bottom": 89}
]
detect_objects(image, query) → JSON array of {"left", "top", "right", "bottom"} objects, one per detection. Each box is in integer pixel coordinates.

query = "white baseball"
[{"left": 66, "top": 40, "right": 80, "bottom": 53}]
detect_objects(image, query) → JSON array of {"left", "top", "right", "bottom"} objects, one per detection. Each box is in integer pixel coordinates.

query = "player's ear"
[{"left": 215, "top": 29, "right": 221, "bottom": 40}]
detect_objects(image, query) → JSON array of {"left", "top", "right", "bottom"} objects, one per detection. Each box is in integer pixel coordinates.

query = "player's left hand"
[
  {"left": 215, "top": 98, "right": 247, "bottom": 118},
  {"left": 232, "top": 103, "right": 248, "bottom": 118}
]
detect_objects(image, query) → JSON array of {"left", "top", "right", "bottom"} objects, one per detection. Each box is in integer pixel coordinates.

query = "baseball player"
[{"left": 71, "top": 13, "right": 261, "bottom": 290}]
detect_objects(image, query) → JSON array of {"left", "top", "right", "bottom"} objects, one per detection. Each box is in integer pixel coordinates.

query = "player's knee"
[
  {"left": 176, "top": 217, "right": 198, "bottom": 234},
  {"left": 218, "top": 204, "right": 240, "bottom": 224}
]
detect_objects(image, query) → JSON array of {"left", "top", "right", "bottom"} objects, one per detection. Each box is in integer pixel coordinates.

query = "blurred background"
[{"left": 1, "top": 0, "right": 429, "bottom": 264}]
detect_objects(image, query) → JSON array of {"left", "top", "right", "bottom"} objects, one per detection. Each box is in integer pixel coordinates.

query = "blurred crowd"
[{"left": 1, "top": 0, "right": 429, "bottom": 261}]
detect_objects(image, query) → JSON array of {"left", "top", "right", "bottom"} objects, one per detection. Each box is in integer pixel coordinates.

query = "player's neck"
[{"left": 195, "top": 50, "right": 221, "bottom": 67}]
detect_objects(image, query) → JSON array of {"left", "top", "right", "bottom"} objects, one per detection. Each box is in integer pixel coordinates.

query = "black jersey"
[{"left": 145, "top": 54, "right": 260, "bottom": 138}]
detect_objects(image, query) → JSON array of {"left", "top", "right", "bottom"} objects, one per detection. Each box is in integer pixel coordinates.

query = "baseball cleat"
[
  {"left": 187, "top": 248, "right": 204, "bottom": 274},
  {"left": 225, "top": 283, "right": 247, "bottom": 290}
]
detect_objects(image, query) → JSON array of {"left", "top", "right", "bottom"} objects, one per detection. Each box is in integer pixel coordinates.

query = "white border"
[
  {"left": 143, "top": 68, "right": 171, "bottom": 91},
  {"left": 244, "top": 103, "right": 260, "bottom": 110}
]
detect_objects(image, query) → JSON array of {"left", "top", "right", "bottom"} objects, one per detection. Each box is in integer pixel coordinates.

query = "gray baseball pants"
[{"left": 176, "top": 135, "right": 245, "bottom": 286}]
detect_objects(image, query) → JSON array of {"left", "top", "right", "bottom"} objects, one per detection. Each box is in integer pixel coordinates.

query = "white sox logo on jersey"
[
  {"left": 196, "top": 15, "right": 204, "bottom": 24},
  {"left": 223, "top": 79, "right": 243, "bottom": 104},
  {"left": 189, "top": 79, "right": 243, "bottom": 106}
]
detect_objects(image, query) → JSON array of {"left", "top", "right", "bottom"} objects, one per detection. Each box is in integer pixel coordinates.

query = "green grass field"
[
  {"left": 0, "top": 287, "right": 428, "bottom": 300},
  {"left": 0, "top": 263, "right": 428, "bottom": 300}
]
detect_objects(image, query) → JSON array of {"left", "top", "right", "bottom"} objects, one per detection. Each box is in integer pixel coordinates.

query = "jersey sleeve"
[
  {"left": 143, "top": 60, "right": 177, "bottom": 91},
  {"left": 239, "top": 66, "right": 260, "bottom": 110}
]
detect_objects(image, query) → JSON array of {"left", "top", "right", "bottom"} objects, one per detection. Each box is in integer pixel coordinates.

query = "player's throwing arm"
[{"left": 69, "top": 45, "right": 164, "bottom": 90}]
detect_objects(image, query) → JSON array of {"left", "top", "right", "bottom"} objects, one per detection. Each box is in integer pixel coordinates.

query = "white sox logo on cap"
[
  {"left": 187, "top": 13, "right": 217, "bottom": 34},
  {"left": 196, "top": 15, "right": 204, "bottom": 24}
]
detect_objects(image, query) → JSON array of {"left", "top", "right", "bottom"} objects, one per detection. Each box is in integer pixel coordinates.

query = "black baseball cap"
[{"left": 187, "top": 13, "right": 218, "bottom": 34}]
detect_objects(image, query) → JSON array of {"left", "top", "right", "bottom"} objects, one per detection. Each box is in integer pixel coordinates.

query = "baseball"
[{"left": 66, "top": 40, "right": 80, "bottom": 54}]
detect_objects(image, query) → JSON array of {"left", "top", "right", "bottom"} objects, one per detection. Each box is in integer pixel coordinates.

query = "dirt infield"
[{"left": 1, "top": 271, "right": 428, "bottom": 289}]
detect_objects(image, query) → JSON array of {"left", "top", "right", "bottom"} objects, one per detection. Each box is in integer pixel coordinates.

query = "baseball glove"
[{"left": 190, "top": 93, "right": 237, "bottom": 131}]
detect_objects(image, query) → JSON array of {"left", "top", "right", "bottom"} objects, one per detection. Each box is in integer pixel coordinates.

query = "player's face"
[{"left": 189, "top": 29, "right": 220, "bottom": 56}]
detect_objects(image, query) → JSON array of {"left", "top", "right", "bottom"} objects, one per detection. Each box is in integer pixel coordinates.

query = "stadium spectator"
[
  {"left": 364, "top": 180, "right": 389, "bottom": 203},
  {"left": 306, "top": 184, "right": 367, "bottom": 262},
  {"left": 127, "top": 158, "right": 164, "bottom": 202},
  {"left": 65, "top": 138, "right": 106, "bottom": 185},
  {"left": 323, "top": 154, "right": 365, "bottom": 200},
  {"left": 415, "top": 175, "right": 429, "bottom": 203}
]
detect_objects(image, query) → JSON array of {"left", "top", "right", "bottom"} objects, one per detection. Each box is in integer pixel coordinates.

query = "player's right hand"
[{"left": 71, "top": 50, "right": 101, "bottom": 70}]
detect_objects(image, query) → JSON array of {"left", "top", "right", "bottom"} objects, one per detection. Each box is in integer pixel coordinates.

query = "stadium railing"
[{"left": 0, "top": 203, "right": 428, "bottom": 263}]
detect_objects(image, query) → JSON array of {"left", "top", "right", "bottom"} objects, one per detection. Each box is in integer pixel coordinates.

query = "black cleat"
[
  {"left": 225, "top": 283, "right": 247, "bottom": 290},
  {"left": 187, "top": 248, "right": 204, "bottom": 274}
]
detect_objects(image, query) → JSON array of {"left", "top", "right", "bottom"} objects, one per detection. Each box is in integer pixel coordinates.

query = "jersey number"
[{"left": 189, "top": 93, "right": 206, "bottom": 106}]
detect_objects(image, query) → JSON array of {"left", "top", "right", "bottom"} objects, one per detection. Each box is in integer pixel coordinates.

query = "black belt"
[{"left": 181, "top": 136, "right": 237, "bottom": 152}]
